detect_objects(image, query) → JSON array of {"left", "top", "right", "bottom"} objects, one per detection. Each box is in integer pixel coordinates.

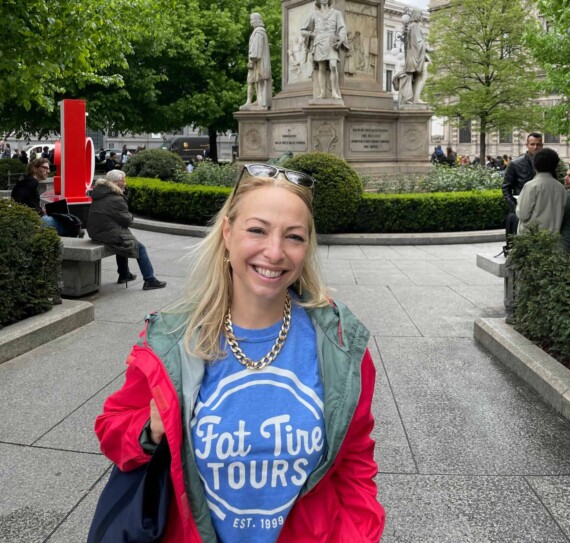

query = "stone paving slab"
[
  {"left": 431, "top": 259, "right": 504, "bottom": 286},
  {"left": 475, "top": 318, "right": 570, "bottom": 422},
  {"left": 0, "top": 443, "right": 108, "bottom": 543},
  {"left": 392, "top": 259, "right": 465, "bottom": 286},
  {"left": 0, "top": 321, "right": 139, "bottom": 445},
  {"left": 389, "top": 285, "right": 487, "bottom": 337},
  {"left": 526, "top": 476, "right": 570, "bottom": 539},
  {"left": 350, "top": 260, "right": 415, "bottom": 286},
  {"left": 377, "top": 474, "right": 569, "bottom": 542},
  {"left": 321, "top": 260, "right": 357, "bottom": 285},
  {"left": 86, "top": 275, "right": 186, "bottom": 324},
  {"left": 450, "top": 285, "right": 505, "bottom": 317},
  {"left": 369, "top": 340, "right": 417, "bottom": 475},
  {"left": 36, "top": 377, "right": 124, "bottom": 454},
  {"left": 46, "top": 472, "right": 110, "bottom": 543},
  {"left": 379, "top": 336, "right": 570, "bottom": 475},
  {"left": 332, "top": 285, "right": 421, "bottom": 338},
  {"left": 415, "top": 243, "right": 495, "bottom": 260}
]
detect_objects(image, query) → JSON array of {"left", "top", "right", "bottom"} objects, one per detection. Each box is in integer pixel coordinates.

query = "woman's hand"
[{"left": 149, "top": 399, "right": 165, "bottom": 444}]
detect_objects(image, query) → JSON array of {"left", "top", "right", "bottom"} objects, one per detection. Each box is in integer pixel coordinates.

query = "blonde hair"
[{"left": 168, "top": 174, "right": 329, "bottom": 361}]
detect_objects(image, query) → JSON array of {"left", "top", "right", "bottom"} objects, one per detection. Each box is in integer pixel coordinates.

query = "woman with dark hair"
[{"left": 516, "top": 148, "right": 567, "bottom": 234}]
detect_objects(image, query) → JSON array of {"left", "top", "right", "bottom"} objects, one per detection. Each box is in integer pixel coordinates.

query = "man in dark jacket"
[
  {"left": 502, "top": 133, "right": 543, "bottom": 212},
  {"left": 87, "top": 170, "right": 167, "bottom": 290}
]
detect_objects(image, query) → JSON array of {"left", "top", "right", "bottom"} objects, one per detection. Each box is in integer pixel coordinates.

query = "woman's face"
[{"left": 223, "top": 185, "right": 310, "bottom": 308}]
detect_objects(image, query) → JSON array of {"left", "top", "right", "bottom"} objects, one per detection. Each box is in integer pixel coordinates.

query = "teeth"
[{"left": 254, "top": 266, "right": 283, "bottom": 278}]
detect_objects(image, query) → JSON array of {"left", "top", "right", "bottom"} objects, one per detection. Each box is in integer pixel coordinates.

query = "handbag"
[{"left": 87, "top": 436, "right": 171, "bottom": 543}]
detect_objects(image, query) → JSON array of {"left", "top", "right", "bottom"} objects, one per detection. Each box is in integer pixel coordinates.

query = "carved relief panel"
[{"left": 344, "top": 1, "right": 378, "bottom": 80}]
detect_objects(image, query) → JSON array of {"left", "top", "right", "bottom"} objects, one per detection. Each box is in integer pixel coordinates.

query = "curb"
[
  {"left": 133, "top": 216, "right": 505, "bottom": 245},
  {"left": 474, "top": 318, "right": 570, "bottom": 422},
  {"left": 0, "top": 300, "right": 94, "bottom": 365}
]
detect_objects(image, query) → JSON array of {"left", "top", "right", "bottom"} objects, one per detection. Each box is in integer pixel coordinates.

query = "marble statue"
[
  {"left": 392, "top": 9, "right": 430, "bottom": 106},
  {"left": 242, "top": 13, "right": 272, "bottom": 110},
  {"left": 301, "top": 0, "right": 348, "bottom": 100}
]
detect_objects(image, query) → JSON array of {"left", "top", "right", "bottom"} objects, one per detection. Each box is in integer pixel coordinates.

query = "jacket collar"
[{"left": 94, "top": 178, "right": 124, "bottom": 195}]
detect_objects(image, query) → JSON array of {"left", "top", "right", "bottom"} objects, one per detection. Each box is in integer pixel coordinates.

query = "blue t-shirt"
[{"left": 190, "top": 302, "right": 326, "bottom": 543}]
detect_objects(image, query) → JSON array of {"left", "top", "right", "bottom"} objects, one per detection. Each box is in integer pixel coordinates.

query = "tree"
[
  {"left": 424, "top": 0, "right": 541, "bottom": 160},
  {"left": 0, "top": 0, "right": 166, "bottom": 112},
  {"left": 0, "top": 0, "right": 168, "bottom": 139},
  {"left": 525, "top": 0, "right": 570, "bottom": 136},
  {"left": 1, "top": 0, "right": 282, "bottom": 161}
]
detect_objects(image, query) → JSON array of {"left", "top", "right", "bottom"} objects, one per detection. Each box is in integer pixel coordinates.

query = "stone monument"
[{"left": 234, "top": 0, "right": 432, "bottom": 173}]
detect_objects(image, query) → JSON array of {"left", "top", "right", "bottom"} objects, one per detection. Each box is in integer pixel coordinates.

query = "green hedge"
[
  {"left": 126, "top": 178, "right": 508, "bottom": 233},
  {"left": 0, "top": 200, "right": 62, "bottom": 328},
  {"left": 123, "top": 149, "right": 186, "bottom": 181},
  {"left": 509, "top": 227, "right": 570, "bottom": 366},
  {"left": 354, "top": 190, "right": 508, "bottom": 232},
  {"left": 282, "top": 153, "right": 363, "bottom": 234},
  {"left": 127, "top": 178, "right": 230, "bottom": 226}
]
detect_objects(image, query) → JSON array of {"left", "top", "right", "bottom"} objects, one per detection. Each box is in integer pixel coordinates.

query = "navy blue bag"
[{"left": 87, "top": 437, "right": 171, "bottom": 543}]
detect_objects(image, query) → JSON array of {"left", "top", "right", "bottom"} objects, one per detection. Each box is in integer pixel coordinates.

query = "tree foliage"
[
  {"left": 424, "top": 0, "right": 541, "bottom": 159},
  {"left": 0, "top": 0, "right": 162, "bottom": 112},
  {"left": 525, "top": 0, "right": 570, "bottom": 135},
  {"left": 0, "top": 0, "right": 282, "bottom": 155}
]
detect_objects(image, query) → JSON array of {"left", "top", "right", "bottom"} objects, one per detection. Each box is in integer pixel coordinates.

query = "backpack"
[{"left": 51, "top": 213, "right": 83, "bottom": 238}]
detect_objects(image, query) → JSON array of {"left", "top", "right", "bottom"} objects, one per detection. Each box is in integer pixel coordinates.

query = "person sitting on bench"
[{"left": 87, "top": 170, "right": 167, "bottom": 290}]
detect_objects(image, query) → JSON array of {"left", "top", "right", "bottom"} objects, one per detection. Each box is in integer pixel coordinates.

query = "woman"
[
  {"left": 94, "top": 164, "right": 385, "bottom": 542},
  {"left": 87, "top": 170, "right": 167, "bottom": 290}
]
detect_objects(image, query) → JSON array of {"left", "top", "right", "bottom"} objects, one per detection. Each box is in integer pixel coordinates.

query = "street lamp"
[{"left": 390, "top": 8, "right": 411, "bottom": 60}]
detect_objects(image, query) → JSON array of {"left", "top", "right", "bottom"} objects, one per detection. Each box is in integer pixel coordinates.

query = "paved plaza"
[{"left": 1, "top": 228, "right": 570, "bottom": 542}]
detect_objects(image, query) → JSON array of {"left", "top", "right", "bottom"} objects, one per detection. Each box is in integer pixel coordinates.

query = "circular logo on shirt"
[{"left": 191, "top": 366, "right": 325, "bottom": 519}]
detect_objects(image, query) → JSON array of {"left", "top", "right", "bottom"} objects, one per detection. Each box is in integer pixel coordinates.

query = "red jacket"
[{"left": 95, "top": 307, "right": 385, "bottom": 542}]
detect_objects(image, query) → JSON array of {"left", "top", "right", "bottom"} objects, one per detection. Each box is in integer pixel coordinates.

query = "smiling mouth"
[{"left": 253, "top": 266, "right": 285, "bottom": 278}]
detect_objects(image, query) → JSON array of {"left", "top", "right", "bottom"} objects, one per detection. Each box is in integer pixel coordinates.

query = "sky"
[{"left": 408, "top": 0, "right": 430, "bottom": 9}]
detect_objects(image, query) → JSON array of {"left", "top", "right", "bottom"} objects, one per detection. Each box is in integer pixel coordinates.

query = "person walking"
[
  {"left": 93, "top": 164, "right": 385, "bottom": 542},
  {"left": 87, "top": 170, "right": 167, "bottom": 290}
]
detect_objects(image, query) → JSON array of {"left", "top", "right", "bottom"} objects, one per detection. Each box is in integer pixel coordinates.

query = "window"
[
  {"left": 387, "top": 30, "right": 394, "bottom": 52},
  {"left": 544, "top": 133, "right": 560, "bottom": 144},
  {"left": 459, "top": 121, "right": 471, "bottom": 144},
  {"left": 386, "top": 69, "right": 393, "bottom": 92},
  {"left": 499, "top": 129, "right": 512, "bottom": 143}
]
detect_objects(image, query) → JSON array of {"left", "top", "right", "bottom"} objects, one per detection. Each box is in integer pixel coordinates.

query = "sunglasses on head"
[{"left": 236, "top": 163, "right": 315, "bottom": 191}]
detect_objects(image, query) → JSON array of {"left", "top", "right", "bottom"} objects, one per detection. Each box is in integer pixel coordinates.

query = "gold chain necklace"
[{"left": 224, "top": 292, "right": 292, "bottom": 370}]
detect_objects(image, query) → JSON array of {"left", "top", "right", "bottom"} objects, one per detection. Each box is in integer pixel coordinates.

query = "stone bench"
[
  {"left": 61, "top": 238, "right": 115, "bottom": 297},
  {"left": 476, "top": 253, "right": 509, "bottom": 278},
  {"left": 476, "top": 253, "right": 514, "bottom": 321}
]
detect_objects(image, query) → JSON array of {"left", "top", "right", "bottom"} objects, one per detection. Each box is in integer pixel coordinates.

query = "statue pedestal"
[
  {"left": 234, "top": 0, "right": 432, "bottom": 173},
  {"left": 235, "top": 102, "right": 432, "bottom": 173}
]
